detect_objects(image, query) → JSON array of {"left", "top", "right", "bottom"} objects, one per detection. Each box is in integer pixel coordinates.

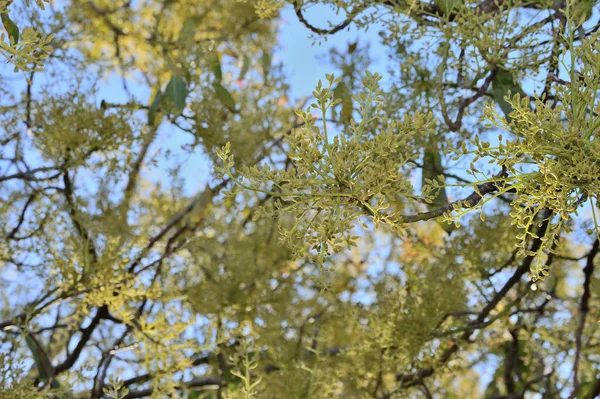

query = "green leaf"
[
  {"left": 434, "top": 0, "right": 462, "bottom": 14},
  {"left": 571, "top": 0, "right": 593, "bottom": 24},
  {"left": 491, "top": 69, "right": 527, "bottom": 122},
  {"left": 261, "top": 51, "right": 271, "bottom": 77},
  {"left": 347, "top": 41, "right": 358, "bottom": 54},
  {"left": 238, "top": 54, "right": 250, "bottom": 82},
  {"left": 148, "top": 89, "right": 163, "bottom": 126},
  {"left": 483, "top": 378, "right": 501, "bottom": 398},
  {"left": 213, "top": 82, "right": 236, "bottom": 112},
  {"left": 164, "top": 74, "right": 187, "bottom": 115},
  {"left": 179, "top": 17, "right": 197, "bottom": 44},
  {"left": 578, "top": 380, "right": 597, "bottom": 398},
  {"left": 333, "top": 81, "right": 352, "bottom": 123},
  {"left": 24, "top": 333, "right": 71, "bottom": 397},
  {"left": 422, "top": 146, "right": 447, "bottom": 209},
  {"left": 25, "top": 334, "right": 53, "bottom": 381},
  {"left": 1, "top": 13, "right": 19, "bottom": 45},
  {"left": 422, "top": 138, "right": 455, "bottom": 234},
  {"left": 207, "top": 50, "right": 223, "bottom": 83}
]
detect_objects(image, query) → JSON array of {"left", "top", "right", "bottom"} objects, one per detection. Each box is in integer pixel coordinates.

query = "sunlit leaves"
[
  {"left": 254, "top": 0, "right": 284, "bottom": 18},
  {"left": 102, "top": 377, "right": 129, "bottom": 399},
  {"left": 220, "top": 72, "right": 431, "bottom": 262},
  {"left": 476, "top": 30, "right": 600, "bottom": 279},
  {"left": 0, "top": 1, "right": 53, "bottom": 72}
]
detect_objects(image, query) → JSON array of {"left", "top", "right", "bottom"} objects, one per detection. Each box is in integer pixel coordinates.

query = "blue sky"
[{"left": 278, "top": 5, "right": 386, "bottom": 98}]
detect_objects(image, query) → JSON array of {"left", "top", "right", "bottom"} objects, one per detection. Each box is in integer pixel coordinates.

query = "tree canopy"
[{"left": 1, "top": 0, "right": 600, "bottom": 398}]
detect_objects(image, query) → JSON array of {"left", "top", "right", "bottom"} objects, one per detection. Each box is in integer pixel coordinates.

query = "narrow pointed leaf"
[
  {"left": 238, "top": 54, "right": 250, "bottom": 82},
  {"left": 434, "top": 0, "right": 462, "bottom": 14},
  {"left": 164, "top": 74, "right": 187, "bottom": 115},
  {"left": 179, "top": 18, "right": 197, "bottom": 44},
  {"left": 148, "top": 89, "right": 163, "bottom": 126},
  {"left": 213, "top": 82, "right": 236, "bottom": 112},
  {"left": 207, "top": 50, "right": 223, "bottom": 83},
  {"left": 24, "top": 333, "right": 71, "bottom": 396},
  {"left": 25, "top": 334, "right": 53, "bottom": 381},
  {"left": 348, "top": 41, "right": 358, "bottom": 54},
  {"left": 333, "top": 81, "right": 352, "bottom": 123},
  {"left": 572, "top": 0, "right": 593, "bottom": 24},
  {"left": 491, "top": 69, "right": 527, "bottom": 122},
  {"left": 484, "top": 378, "right": 501, "bottom": 398},
  {"left": 422, "top": 140, "right": 456, "bottom": 234},
  {"left": 1, "top": 13, "right": 19, "bottom": 45},
  {"left": 261, "top": 51, "right": 271, "bottom": 77}
]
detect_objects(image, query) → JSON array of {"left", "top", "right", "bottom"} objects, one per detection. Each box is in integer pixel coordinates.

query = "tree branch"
[
  {"left": 395, "top": 167, "right": 508, "bottom": 224},
  {"left": 293, "top": 1, "right": 362, "bottom": 35},
  {"left": 53, "top": 306, "right": 108, "bottom": 375},
  {"left": 121, "top": 377, "right": 222, "bottom": 399}
]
